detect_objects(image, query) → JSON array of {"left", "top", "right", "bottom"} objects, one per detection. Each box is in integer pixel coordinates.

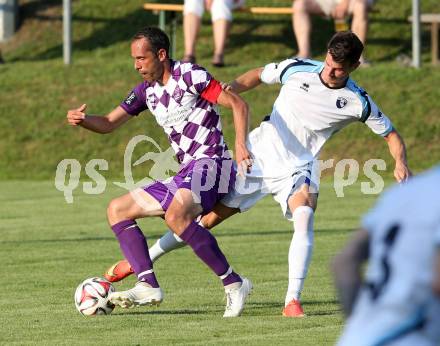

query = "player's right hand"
[
  {"left": 394, "top": 162, "right": 412, "bottom": 183},
  {"left": 67, "top": 104, "right": 87, "bottom": 126},
  {"left": 236, "top": 143, "right": 254, "bottom": 178}
]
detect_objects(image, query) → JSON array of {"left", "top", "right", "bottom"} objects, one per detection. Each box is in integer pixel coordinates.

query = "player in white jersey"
[
  {"left": 334, "top": 165, "right": 440, "bottom": 346},
  {"left": 104, "top": 31, "right": 412, "bottom": 317}
]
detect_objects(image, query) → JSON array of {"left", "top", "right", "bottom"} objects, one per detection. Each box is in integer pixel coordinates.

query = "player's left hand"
[
  {"left": 394, "top": 163, "right": 412, "bottom": 183},
  {"left": 220, "top": 81, "right": 234, "bottom": 92},
  {"left": 235, "top": 143, "right": 253, "bottom": 178}
]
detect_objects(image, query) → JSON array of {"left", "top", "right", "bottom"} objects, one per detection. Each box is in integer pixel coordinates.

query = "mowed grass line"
[{"left": 0, "top": 180, "right": 380, "bottom": 345}]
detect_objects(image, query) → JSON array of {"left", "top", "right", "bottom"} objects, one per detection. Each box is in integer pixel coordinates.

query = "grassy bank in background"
[{"left": 0, "top": 0, "right": 439, "bottom": 179}]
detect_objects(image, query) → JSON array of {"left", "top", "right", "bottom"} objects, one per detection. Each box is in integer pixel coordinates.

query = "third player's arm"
[
  {"left": 383, "top": 129, "right": 412, "bottom": 182},
  {"left": 67, "top": 104, "right": 132, "bottom": 134},
  {"left": 332, "top": 228, "right": 370, "bottom": 317},
  {"left": 432, "top": 247, "right": 440, "bottom": 296},
  {"left": 230, "top": 67, "right": 264, "bottom": 94}
]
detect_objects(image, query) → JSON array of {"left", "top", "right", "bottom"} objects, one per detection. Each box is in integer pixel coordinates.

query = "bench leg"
[
  {"left": 156, "top": 11, "right": 177, "bottom": 59},
  {"left": 171, "top": 12, "right": 177, "bottom": 59},
  {"left": 432, "top": 22, "right": 439, "bottom": 66},
  {"left": 159, "top": 10, "right": 166, "bottom": 31}
]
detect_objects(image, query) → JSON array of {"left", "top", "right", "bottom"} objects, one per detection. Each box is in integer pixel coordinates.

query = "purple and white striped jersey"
[{"left": 120, "top": 60, "right": 230, "bottom": 165}]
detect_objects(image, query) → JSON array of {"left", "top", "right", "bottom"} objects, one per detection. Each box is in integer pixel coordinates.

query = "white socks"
[
  {"left": 285, "top": 206, "right": 314, "bottom": 306},
  {"left": 149, "top": 230, "right": 186, "bottom": 262}
]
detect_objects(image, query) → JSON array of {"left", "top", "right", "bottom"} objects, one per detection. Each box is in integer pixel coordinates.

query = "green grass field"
[
  {"left": 0, "top": 180, "right": 381, "bottom": 345},
  {"left": 1, "top": 0, "right": 439, "bottom": 344}
]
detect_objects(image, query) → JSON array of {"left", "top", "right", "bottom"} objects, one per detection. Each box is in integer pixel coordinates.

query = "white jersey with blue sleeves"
[
  {"left": 249, "top": 58, "right": 393, "bottom": 177},
  {"left": 338, "top": 166, "right": 440, "bottom": 346}
]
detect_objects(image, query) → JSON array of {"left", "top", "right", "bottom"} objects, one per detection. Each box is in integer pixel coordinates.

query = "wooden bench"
[
  {"left": 409, "top": 13, "right": 440, "bottom": 66},
  {"left": 143, "top": 3, "right": 293, "bottom": 58}
]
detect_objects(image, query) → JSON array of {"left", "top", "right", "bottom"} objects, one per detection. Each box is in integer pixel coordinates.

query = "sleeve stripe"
[
  {"left": 280, "top": 60, "right": 316, "bottom": 84},
  {"left": 200, "top": 79, "right": 222, "bottom": 104},
  {"left": 359, "top": 90, "right": 372, "bottom": 122}
]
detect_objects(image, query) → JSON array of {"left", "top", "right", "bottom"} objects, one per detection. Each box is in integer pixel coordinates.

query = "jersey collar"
[{"left": 318, "top": 72, "right": 349, "bottom": 89}]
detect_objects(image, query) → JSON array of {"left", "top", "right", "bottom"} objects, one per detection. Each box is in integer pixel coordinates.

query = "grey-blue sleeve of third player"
[{"left": 120, "top": 82, "right": 148, "bottom": 116}]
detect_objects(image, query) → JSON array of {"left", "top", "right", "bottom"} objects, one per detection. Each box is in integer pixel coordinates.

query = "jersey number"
[{"left": 365, "top": 223, "right": 400, "bottom": 301}]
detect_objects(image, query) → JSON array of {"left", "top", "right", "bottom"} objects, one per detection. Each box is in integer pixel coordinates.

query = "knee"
[
  {"left": 293, "top": 0, "right": 307, "bottom": 13},
  {"left": 165, "top": 210, "right": 191, "bottom": 234},
  {"left": 107, "top": 197, "right": 128, "bottom": 223}
]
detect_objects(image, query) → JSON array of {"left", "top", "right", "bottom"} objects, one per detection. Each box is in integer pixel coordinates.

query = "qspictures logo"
[{"left": 54, "top": 135, "right": 389, "bottom": 205}]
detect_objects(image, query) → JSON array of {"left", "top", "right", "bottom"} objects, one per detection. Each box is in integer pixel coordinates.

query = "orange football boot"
[
  {"left": 104, "top": 259, "right": 134, "bottom": 282},
  {"left": 282, "top": 299, "right": 305, "bottom": 317}
]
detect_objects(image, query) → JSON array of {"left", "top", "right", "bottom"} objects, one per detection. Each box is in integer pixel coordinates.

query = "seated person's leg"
[
  {"left": 348, "top": 0, "right": 370, "bottom": 64},
  {"left": 183, "top": 0, "right": 204, "bottom": 62},
  {"left": 293, "top": 0, "right": 328, "bottom": 58},
  {"left": 210, "top": 0, "right": 235, "bottom": 66},
  {"left": 349, "top": 0, "right": 369, "bottom": 44}
]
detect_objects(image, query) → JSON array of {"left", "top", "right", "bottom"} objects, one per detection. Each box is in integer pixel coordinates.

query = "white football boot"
[
  {"left": 109, "top": 281, "right": 163, "bottom": 309},
  {"left": 223, "top": 277, "right": 253, "bottom": 317}
]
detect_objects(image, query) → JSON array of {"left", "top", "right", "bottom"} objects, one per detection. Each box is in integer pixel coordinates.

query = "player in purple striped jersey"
[{"left": 66, "top": 27, "right": 253, "bottom": 317}]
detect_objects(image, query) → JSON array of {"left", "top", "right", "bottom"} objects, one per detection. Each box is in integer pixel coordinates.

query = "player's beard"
[{"left": 142, "top": 62, "right": 164, "bottom": 84}]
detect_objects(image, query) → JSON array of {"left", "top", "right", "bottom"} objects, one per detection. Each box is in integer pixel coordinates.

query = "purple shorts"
[{"left": 143, "top": 158, "right": 235, "bottom": 214}]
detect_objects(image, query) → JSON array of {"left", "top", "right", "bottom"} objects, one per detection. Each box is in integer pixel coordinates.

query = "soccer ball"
[{"left": 74, "top": 277, "right": 115, "bottom": 316}]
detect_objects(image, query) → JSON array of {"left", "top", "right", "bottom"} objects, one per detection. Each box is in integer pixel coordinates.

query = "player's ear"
[{"left": 157, "top": 48, "right": 167, "bottom": 62}]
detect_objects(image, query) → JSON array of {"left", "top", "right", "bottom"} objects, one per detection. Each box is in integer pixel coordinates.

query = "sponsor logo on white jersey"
[{"left": 300, "top": 82, "right": 310, "bottom": 92}]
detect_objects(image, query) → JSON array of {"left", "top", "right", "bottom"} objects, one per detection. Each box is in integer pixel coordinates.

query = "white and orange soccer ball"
[{"left": 74, "top": 277, "right": 115, "bottom": 316}]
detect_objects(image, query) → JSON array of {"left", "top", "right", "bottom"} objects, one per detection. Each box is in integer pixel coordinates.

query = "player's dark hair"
[
  {"left": 327, "top": 31, "right": 363, "bottom": 65},
  {"left": 132, "top": 27, "right": 170, "bottom": 57}
]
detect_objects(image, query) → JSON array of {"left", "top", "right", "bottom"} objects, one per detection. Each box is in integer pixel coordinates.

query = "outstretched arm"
[
  {"left": 433, "top": 247, "right": 440, "bottom": 296},
  {"left": 332, "top": 228, "right": 370, "bottom": 317},
  {"left": 66, "top": 104, "right": 132, "bottom": 134},
  {"left": 230, "top": 67, "right": 264, "bottom": 94},
  {"left": 383, "top": 129, "right": 412, "bottom": 182}
]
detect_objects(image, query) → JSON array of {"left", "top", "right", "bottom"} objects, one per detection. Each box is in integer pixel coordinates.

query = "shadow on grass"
[
  {"left": 0, "top": 228, "right": 351, "bottom": 244},
  {"left": 112, "top": 309, "right": 207, "bottom": 316},
  {"left": 370, "top": 31, "right": 431, "bottom": 62},
  {"left": 17, "top": 0, "right": 60, "bottom": 30},
  {"left": 12, "top": 4, "right": 158, "bottom": 61}
]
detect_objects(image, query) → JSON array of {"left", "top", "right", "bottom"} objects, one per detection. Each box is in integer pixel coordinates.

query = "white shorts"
[
  {"left": 314, "top": 0, "right": 375, "bottom": 17},
  {"left": 221, "top": 160, "right": 320, "bottom": 220},
  {"left": 184, "top": 0, "right": 246, "bottom": 22}
]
